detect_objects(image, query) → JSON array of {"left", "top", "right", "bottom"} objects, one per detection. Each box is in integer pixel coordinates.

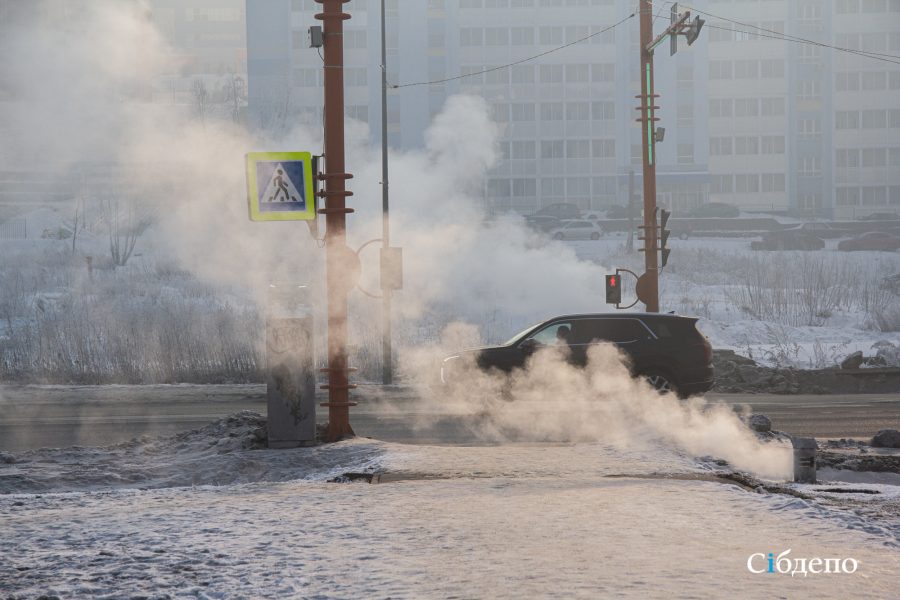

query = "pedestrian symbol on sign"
[{"left": 246, "top": 152, "right": 316, "bottom": 221}]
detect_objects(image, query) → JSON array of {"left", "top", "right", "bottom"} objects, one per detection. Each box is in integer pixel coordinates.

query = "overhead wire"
[
  {"left": 390, "top": 12, "right": 636, "bottom": 88},
  {"left": 662, "top": 0, "right": 900, "bottom": 65}
]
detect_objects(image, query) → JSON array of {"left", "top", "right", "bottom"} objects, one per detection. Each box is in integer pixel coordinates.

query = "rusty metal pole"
[
  {"left": 638, "top": 0, "right": 660, "bottom": 312},
  {"left": 316, "top": 0, "right": 356, "bottom": 440}
]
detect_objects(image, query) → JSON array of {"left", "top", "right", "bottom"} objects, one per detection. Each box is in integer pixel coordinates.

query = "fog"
[{"left": 7, "top": 0, "right": 893, "bottom": 479}]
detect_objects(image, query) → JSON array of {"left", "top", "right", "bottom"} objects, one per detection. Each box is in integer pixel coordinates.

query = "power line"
[
  {"left": 704, "top": 23, "right": 900, "bottom": 66},
  {"left": 670, "top": 1, "right": 900, "bottom": 65},
  {"left": 390, "top": 13, "right": 635, "bottom": 89}
]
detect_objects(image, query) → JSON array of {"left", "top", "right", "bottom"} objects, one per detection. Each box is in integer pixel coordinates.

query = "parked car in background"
[
  {"left": 525, "top": 214, "right": 561, "bottom": 232},
  {"left": 532, "top": 202, "right": 582, "bottom": 220},
  {"left": 750, "top": 229, "right": 825, "bottom": 251},
  {"left": 791, "top": 222, "right": 848, "bottom": 239},
  {"left": 441, "top": 313, "right": 715, "bottom": 398},
  {"left": 550, "top": 220, "right": 604, "bottom": 240},
  {"left": 604, "top": 205, "right": 633, "bottom": 219},
  {"left": 689, "top": 203, "right": 740, "bottom": 218},
  {"left": 858, "top": 212, "right": 899, "bottom": 221},
  {"left": 837, "top": 231, "right": 900, "bottom": 252}
]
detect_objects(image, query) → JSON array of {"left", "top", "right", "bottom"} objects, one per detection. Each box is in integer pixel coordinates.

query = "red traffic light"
[{"left": 610, "top": 276, "right": 617, "bottom": 287}]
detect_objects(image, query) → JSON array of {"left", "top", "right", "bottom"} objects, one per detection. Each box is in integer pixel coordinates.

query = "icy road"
[{"left": 2, "top": 414, "right": 899, "bottom": 598}]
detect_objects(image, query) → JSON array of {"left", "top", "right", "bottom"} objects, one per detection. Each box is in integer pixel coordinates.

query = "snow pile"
[{"left": 0, "top": 412, "right": 385, "bottom": 494}]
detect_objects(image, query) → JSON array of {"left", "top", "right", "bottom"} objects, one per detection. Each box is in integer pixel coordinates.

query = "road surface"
[{"left": 1, "top": 384, "right": 899, "bottom": 451}]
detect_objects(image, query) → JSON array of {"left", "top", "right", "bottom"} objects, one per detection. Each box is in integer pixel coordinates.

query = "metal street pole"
[
  {"left": 638, "top": 0, "right": 660, "bottom": 312},
  {"left": 626, "top": 169, "right": 635, "bottom": 253},
  {"left": 380, "top": 0, "right": 393, "bottom": 385},
  {"left": 316, "top": 0, "right": 355, "bottom": 440}
]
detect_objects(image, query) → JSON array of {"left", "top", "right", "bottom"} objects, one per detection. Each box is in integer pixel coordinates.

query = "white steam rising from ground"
[
  {"left": 403, "top": 335, "right": 792, "bottom": 480},
  {"left": 0, "top": 2, "right": 792, "bottom": 479}
]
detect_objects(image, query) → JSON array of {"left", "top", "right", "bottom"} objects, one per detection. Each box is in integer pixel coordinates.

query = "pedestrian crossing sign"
[{"left": 246, "top": 151, "right": 316, "bottom": 221}]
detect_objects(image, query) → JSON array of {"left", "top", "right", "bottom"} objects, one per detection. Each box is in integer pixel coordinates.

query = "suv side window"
[
  {"left": 527, "top": 321, "right": 574, "bottom": 345},
  {"left": 576, "top": 319, "right": 651, "bottom": 344}
]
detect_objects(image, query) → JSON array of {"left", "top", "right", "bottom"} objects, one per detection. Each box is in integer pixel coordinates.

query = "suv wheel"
[{"left": 642, "top": 370, "right": 679, "bottom": 396}]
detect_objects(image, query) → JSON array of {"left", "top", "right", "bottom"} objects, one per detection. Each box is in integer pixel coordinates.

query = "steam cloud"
[{"left": 1, "top": 1, "right": 792, "bottom": 480}]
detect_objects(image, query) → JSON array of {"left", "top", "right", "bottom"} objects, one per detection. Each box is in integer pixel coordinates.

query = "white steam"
[
  {"left": 407, "top": 334, "right": 793, "bottom": 480},
  {"left": 1, "top": 4, "right": 792, "bottom": 480}
]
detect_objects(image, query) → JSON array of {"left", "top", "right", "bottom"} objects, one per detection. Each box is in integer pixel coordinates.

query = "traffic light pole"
[
  {"left": 633, "top": 2, "right": 702, "bottom": 313},
  {"left": 638, "top": 0, "right": 660, "bottom": 313}
]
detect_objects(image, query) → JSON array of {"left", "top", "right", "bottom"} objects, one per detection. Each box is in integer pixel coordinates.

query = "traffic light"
[
  {"left": 658, "top": 208, "right": 671, "bottom": 268},
  {"left": 605, "top": 274, "right": 621, "bottom": 305},
  {"left": 685, "top": 16, "right": 705, "bottom": 46}
]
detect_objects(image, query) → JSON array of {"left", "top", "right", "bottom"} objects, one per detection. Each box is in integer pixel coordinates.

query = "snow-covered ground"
[{"left": 2, "top": 415, "right": 899, "bottom": 598}]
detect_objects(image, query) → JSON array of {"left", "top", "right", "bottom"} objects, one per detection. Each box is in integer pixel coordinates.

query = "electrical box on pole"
[{"left": 658, "top": 208, "right": 671, "bottom": 268}]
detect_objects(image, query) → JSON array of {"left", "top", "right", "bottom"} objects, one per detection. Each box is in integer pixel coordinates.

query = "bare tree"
[
  {"left": 192, "top": 78, "right": 210, "bottom": 127},
  {"left": 105, "top": 199, "right": 153, "bottom": 267}
]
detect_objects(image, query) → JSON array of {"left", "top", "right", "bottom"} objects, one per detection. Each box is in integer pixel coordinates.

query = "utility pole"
[
  {"left": 380, "top": 0, "right": 392, "bottom": 385},
  {"left": 634, "top": 1, "right": 703, "bottom": 313},
  {"left": 316, "top": 0, "right": 356, "bottom": 441},
  {"left": 637, "top": 0, "right": 660, "bottom": 312}
]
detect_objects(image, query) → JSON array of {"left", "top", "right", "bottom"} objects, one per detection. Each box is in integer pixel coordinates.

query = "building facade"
[{"left": 246, "top": 0, "right": 900, "bottom": 219}]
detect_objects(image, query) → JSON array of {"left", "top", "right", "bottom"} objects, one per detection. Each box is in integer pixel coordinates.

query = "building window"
[
  {"left": 711, "top": 175, "right": 733, "bottom": 194},
  {"left": 541, "top": 140, "right": 565, "bottom": 158},
  {"left": 709, "top": 137, "right": 733, "bottom": 156},
  {"left": 799, "top": 156, "right": 822, "bottom": 175},
  {"left": 709, "top": 60, "right": 732, "bottom": 80},
  {"left": 591, "top": 63, "right": 615, "bottom": 82},
  {"left": 677, "top": 144, "right": 694, "bottom": 164},
  {"left": 511, "top": 27, "right": 534, "bottom": 45},
  {"left": 592, "top": 139, "right": 615, "bottom": 158},
  {"left": 734, "top": 60, "right": 759, "bottom": 79},
  {"left": 485, "top": 27, "right": 509, "bottom": 46},
  {"left": 591, "top": 101, "right": 615, "bottom": 120},
  {"left": 539, "top": 26, "right": 563, "bottom": 45},
  {"left": 511, "top": 65, "right": 535, "bottom": 84},
  {"left": 734, "top": 98, "right": 759, "bottom": 117},
  {"left": 862, "top": 148, "right": 888, "bottom": 167},
  {"left": 760, "top": 97, "right": 785, "bottom": 116},
  {"left": 539, "top": 65, "right": 563, "bottom": 84},
  {"left": 566, "top": 140, "right": 591, "bottom": 158},
  {"left": 836, "top": 149, "right": 861, "bottom": 168},
  {"left": 566, "top": 102, "right": 590, "bottom": 121},
  {"left": 760, "top": 59, "right": 785, "bottom": 78},
  {"left": 735, "top": 136, "right": 759, "bottom": 155},
  {"left": 761, "top": 173, "right": 786, "bottom": 192},
  {"left": 512, "top": 178, "right": 536, "bottom": 197},
  {"left": 511, "top": 141, "right": 536, "bottom": 159},
  {"left": 836, "top": 187, "right": 861, "bottom": 206},
  {"left": 511, "top": 103, "right": 535, "bottom": 121},
  {"left": 836, "top": 72, "right": 860, "bottom": 91},
  {"left": 862, "top": 109, "right": 887, "bottom": 128},
  {"left": 761, "top": 136, "right": 785, "bottom": 154},
  {"left": 709, "top": 99, "right": 733, "bottom": 117},
  {"left": 540, "top": 102, "right": 564, "bottom": 121},
  {"left": 565, "top": 64, "right": 590, "bottom": 83},
  {"left": 862, "top": 71, "right": 888, "bottom": 90},
  {"left": 735, "top": 174, "right": 760, "bottom": 193},
  {"left": 541, "top": 177, "right": 565, "bottom": 198}
]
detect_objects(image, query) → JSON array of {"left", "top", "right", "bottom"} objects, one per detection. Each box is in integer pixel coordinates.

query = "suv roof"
[{"left": 543, "top": 312, "right": 696, "bottom": 322}]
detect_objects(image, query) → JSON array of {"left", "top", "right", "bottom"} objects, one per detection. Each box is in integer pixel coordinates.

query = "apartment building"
[{"left": 246, "top": 0, "right": 900, "bottom": 218}]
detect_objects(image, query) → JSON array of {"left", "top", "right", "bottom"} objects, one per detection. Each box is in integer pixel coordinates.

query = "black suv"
[{"left": 441, "top": 313, "right": 714, "bottom": 398}]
